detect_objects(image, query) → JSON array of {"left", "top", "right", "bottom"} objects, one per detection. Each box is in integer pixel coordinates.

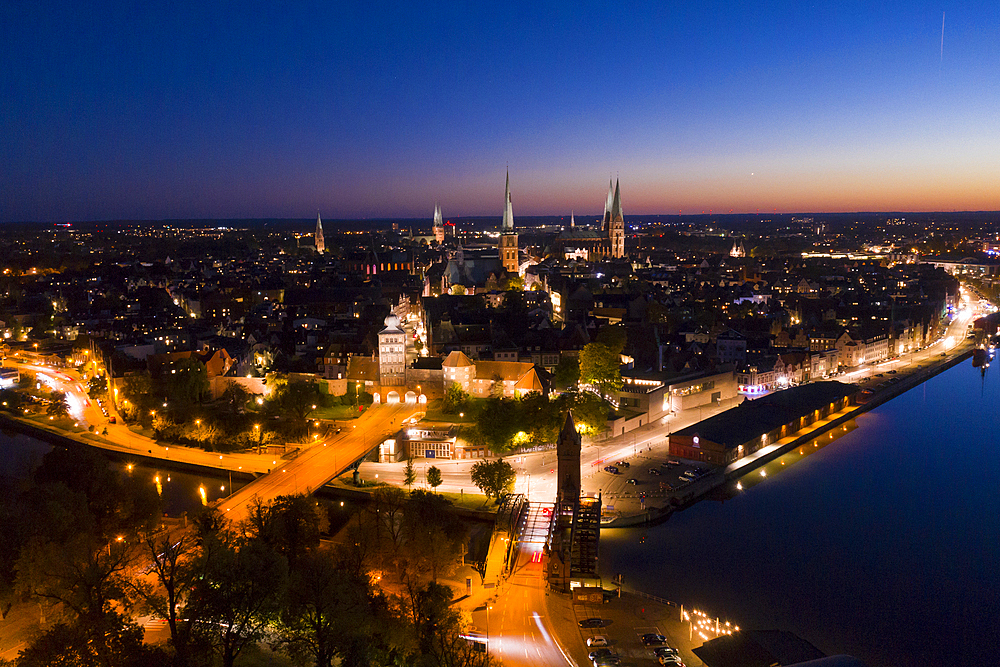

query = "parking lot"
[{"left": 597, "top": 453, "right": 712, "bottom": 500}]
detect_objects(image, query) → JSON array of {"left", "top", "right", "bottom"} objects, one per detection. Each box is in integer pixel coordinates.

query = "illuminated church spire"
[
  {"left": 502, "top": 169, "right": 514, "bottom": 232},
  {"left": 315, "top": 213, "right": 325, "bottom": 253},
  {"left": 603, "top": 177, "right": 614, "bottom": 226},
  {"left": 609, "top": 178, "right": 625, "bottom": 258},
  {"left": 499, "top": 170, "right": 519, "bottom": 273},
  {"left": 433, "top": 203, "right": 444, "bottom": 244},
  {"left": 610, "top": 178, "right": 623, "bottom": 222}
]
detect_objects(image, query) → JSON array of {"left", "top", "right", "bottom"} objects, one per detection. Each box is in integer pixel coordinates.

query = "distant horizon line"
[{"left": 5, "top": 209, "right": 1000, "bottom": 225}]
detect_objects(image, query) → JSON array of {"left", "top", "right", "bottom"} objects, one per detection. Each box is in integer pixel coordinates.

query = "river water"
[
  {"left": 0, "top": 429, "right": 248, "bottom": 517},
  {"left": 601, "top": 360, "right": 1000, "bottom": 667}
]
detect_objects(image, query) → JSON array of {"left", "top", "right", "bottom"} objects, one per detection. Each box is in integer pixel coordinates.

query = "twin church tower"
[{"left": 432, "top": 172, "right": 627, "bottom": 268}]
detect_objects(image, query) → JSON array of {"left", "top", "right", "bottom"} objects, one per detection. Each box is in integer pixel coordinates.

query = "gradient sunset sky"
[{"left": 3, "top": 1, "right": 999, "bottom": 222}]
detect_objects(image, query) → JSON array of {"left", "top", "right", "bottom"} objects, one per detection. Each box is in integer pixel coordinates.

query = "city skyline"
[{"left": 3, "top": 1, "right": 999, "bottom": 222}]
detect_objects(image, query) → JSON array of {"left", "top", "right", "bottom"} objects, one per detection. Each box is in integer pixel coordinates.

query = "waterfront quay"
[{"left": 595, "top": 339, "right": 976, "bottom": 528}]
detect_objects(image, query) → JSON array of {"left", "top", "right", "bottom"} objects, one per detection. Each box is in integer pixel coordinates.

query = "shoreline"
[{"left": 601, "top": 345, "right": 975, "bottom": 528}]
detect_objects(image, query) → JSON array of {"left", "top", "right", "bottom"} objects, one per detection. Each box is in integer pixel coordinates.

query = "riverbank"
[
  {"left": 600, "top": 342, "right": 975, "bottom": 527},
  {"left": 0, "top": 411, "right": 271, "bottom": 483}
]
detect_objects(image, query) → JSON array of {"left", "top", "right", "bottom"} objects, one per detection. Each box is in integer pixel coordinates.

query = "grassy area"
[
  {"left": 435, "top": 489, "right": 495, "bottom": 512},
  {"left": 421, "top": 398, "right": 479, "bottom": 424},
  {"left": 26, "top": 413, "right": 92, "bottom": 433},
  {"left": 311, "top": 403, "right": 362, "bottom": 421},
  {"left": 326, "top": 477, "right": 495, "bottom": 513}
]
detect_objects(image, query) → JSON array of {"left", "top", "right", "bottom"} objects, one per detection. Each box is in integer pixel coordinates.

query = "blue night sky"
[{"left": 2, "top": 1, "right": 999, "bottom": 222}]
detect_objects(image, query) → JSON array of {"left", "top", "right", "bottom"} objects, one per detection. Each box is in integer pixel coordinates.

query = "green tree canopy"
[
  {"left": 552, "top": 356, "right": 580, "bottom": 389},
  {"left": 470, "top": 459, "right": 516, "bottom": 502},
  {"left": 441, "top": 383, "right": 468, "bottom": 414},
  {"left": 579, "top": 341, "right": 623, "bottom": 400},
  {"left": 426, "top": 466, "right": 442, "bottom": 492},
  {"left": 404, "top": 456, "right": 416, "bottom": 489},
  {"left": 471, "top": 397, "right": 521, "bottom": 453},
  {"left": 162, "top": 357, "right": 209, "bottom": 404}
]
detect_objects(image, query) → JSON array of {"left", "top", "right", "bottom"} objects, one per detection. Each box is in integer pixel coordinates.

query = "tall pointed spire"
[
  {"left": 502, "top": 169, "right": 514, "bottom": 232},
  {"left": 314, "top": 212, "right": 325, "bottom": 253},
  {"left": 610, "top": 178, "right": 623, "bottom": 222},
  {"left": 603, "top": 177, "right": 614, "bottom": 224},
  {"left": 570, "top": 211, "right": 575, "bottom": 229},
  {"left": 433, "top": 203, "right": 444, "bottom": 244},
  {"left": 499, "top": 170, "right": 519, "bottom": 272}
]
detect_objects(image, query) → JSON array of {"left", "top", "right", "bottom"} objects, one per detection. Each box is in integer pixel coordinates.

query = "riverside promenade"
[{"left": 596, "top": 335, "right": 976, "bottom": 527}]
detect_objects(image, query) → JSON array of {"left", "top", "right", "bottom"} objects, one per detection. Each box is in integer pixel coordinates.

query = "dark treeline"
[{"left": 0, "top": 446, "right": 500, "bottom": 667}]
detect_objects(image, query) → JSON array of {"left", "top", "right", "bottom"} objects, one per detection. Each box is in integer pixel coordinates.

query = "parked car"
[
  {"left": 641, "top": 633, "right": 668, "bottom": 646},
  {"left": 587, "top": 635, "right": 609, "bottom": 647},
  {"left": 615, "top": 460, "right": 630, "bottom": 468},
  {"left": 667, "top": 460, "right": 680, "bottom": 466},
  {"left": 626, "top": 478, "right": 638, "bottom": 485},
  {"left": 593, "top": 657, "right": 621, "bottom": 667},
  {"left": 589, "top": 648, "right": 618, "bottom": 661},
  {"left": 604, "top": 466, "right": 620, "bottom": 474},
  {"left": 649, "top": 468, "right": 661, "bottom": 475},
  {"left": 578, "top": 618, "right": 605, "bottom": 628},
  {"left": 654, "top": 647, "right": 679, "bottom": 659},
  {"left": 659, "top": 656, "right": 685, "bottom": 666}
]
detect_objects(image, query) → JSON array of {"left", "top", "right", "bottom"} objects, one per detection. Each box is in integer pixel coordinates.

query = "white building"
[{"left": 378, "top": 314, "right": 406, "bottom": 386}]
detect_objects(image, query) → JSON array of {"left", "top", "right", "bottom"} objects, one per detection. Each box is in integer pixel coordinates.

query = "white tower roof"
[{"left": 502, "top": 170, "right": 515, "bottom": 232}]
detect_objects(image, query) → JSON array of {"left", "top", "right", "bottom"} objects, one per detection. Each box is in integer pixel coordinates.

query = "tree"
[
  {"left": 519, "top": 391, "right": 559, "bottom": 446},
  {"left": 86, "top": 375, "right": 108, "bottom": 401},
  {"left": 402, "top": 491, "right": 467, "bottom": 583},
  {"left": 404, "top": 457, "right": 416, "bottom": 490},
  {"left": 219, "top": 382, "right": 253, "bottom": 416},
  {"left": 502, "top": 274, "right": 524, "bottom": 291},
  {"left": 441, "top": 383, "right": 468, "bottom": 414},
  {"left": 558, "top": 391, "right": 610, "bottom": 435},
  {"left": 488, "top": 373, "right": 504, "bottom": 399},
  {"left": 15, "top": 447, "right": 161, "bottom": 626},
  {"left": 243, "top": 494, "right": 326, "bottom": 573},
  {"left": 129, "top": 531, "right": 201, "bottom": 667},
  {"left": 470, "top": 459, "right": 516, "bottom": 502},
  {"left": 596, "top": 324, "right": 627, "bottom": 354},
  {"left": 275, "top": 551, "right": 372, "bottom": 667},
  {"left": 269, "top": 379, "right": 318, "bottom": 434},
  {"left": 45, "top": 391, "right": 69, "bottom": 418},
  {"left": 426, "top": 466, "right": 442, "bottom": 492},
  {"left": 410, "top": 581, "right": 503, "bottom": 667},
  {"left": 15, "top": 610, "right": 170, "bottom": 667},
  {"left": 472, "top": 397, "right": 520, "bottom": 454},
  {"left": 579, "top": 342, "right": 623, "bottom": 400},
  {"left": 187, "top": 533, "right": 288, "bottom": 667},
  {"left": 552, "top": 356, "right": 580, "bottom": 389},
  {"left": 162, "top": 357, "right": 209, "bottom": 404},
  {"left": 234, "top": 424, "right": 277, "bottom": 454}
]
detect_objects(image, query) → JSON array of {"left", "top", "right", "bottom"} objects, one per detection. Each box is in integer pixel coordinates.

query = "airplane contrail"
[{"left": 940, "top": 11, "right": 945, "bottom": 63}]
